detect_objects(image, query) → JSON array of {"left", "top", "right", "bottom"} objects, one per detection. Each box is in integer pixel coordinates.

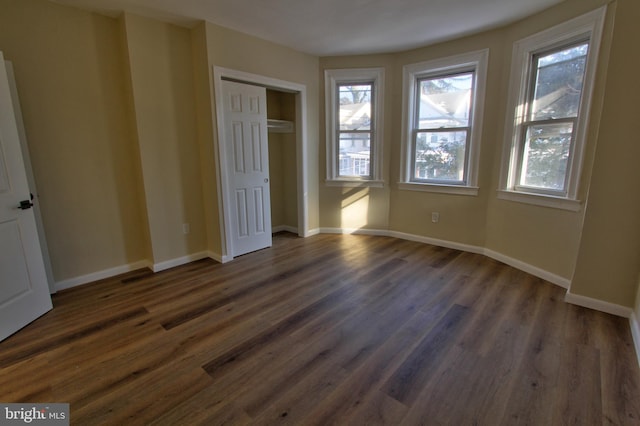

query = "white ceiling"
[{"left": 51, "top": 0, "right": 564, "bottom": 56}]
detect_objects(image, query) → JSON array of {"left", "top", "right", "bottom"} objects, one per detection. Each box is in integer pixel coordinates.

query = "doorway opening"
[{"left": 266, "top": 88, "right": 298, "bottom": 235}]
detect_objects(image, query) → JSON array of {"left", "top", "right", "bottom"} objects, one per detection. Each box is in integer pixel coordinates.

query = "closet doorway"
[{"left": 213, "top": 67, "right": 309, "bottom": 261}]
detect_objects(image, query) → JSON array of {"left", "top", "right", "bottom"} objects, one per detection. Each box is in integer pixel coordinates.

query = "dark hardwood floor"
[{"left": 1, "top": 232, "right": 639, "bottom": 425}]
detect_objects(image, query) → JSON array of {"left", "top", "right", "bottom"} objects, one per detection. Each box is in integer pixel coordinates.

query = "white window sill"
[
  {"left": 497, "top": 190, "right": 582, "bottom": 212},
  {"left": 325, "top": 179, "right": 385, "bottom": 188},
  {"left": 398, "top": 182, "right": 479, "bottom": 196}
]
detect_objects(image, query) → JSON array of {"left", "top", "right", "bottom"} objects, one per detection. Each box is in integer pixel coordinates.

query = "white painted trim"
[
  {"left": 398, "top": 182, "right": 479, "bottom": 196},
  {"left": 497, "top": 190, "right": 582, "bottom": 212},
  {"left": 212, "top": 66, "right": 309, "bottom": 257},
  {"left": 564, "top": 291, "right": 633, "bottom": 318},
  {"left": 484, "top": 249, "right": 571, "bottom": 289},
  {"left": 321, "top": 227, "right": 390, "bottom": 237},
  {"left": 206, "top": 250, "right": 232, "bottom": 264},
  {"left": 499, "top": 6, "right": 607, "bottom": 203},
  {"left": 386, "top": 230, "right": 484, "bottom": 255},
  {"left": 152, "top": 252, "right": 210, "bottom": 273},
  {"left": 55, "top": 250, "right": 235, "bottom": 291},
  {"left": 322, "top": 228, "right": 453, "bottom": 253},
  {"left": 306, "top": 228, "right": 321, "bottom": 237},
  {"left": 400, "top": 49, "right": 489, "bottom": 189},
  {"left": 630, "top": 313, "right": 640, "bottom": 368},
  {"left": 55, "top": 260, "right": 152, "bottom": 291},
  {"left": 295, "top": 87, "right": 309, "bottom": 238},
  {"left": 324, "top": 67, "right": 385, "bottom": 183},
  {"left": 325, "top": 179, "right": 385, "bottom": 188}
]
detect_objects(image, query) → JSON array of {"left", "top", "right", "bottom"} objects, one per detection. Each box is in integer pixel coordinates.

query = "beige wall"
[
  {"left": 0, "top": 0, "right": 147, "bottom": 281},
  {"left": 570, "top": 0, "right": 640, "bottom": 306},
  {"left": 122, "top": 13, "right": 206, "bottom": 265},
  {"left": 190, "top": 22, "right": 221, "bottom": 256}
]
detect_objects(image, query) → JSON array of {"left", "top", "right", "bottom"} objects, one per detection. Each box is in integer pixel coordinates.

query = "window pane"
[
  {"left": 339, "top": 132, "right": 371, "bottom": 177},
  {"left": 531, "top": 43, "right": 588, "bottom": 121},
  {"left": 417, "top": 73, "right": 473, "bottom": 129},
  {"left": 413, "top": 131, "right": 467, "bottom": 181},
  {"left": 339, "top": 84, "right": 372, "bottom": 131},
  {"left": 520, "top": 122, "right": 573, "bottom": 191}
]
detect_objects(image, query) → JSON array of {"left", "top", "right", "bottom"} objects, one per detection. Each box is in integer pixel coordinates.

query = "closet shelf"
[{"left": 267, "top": 119, "right": 294, "bottom": 133}]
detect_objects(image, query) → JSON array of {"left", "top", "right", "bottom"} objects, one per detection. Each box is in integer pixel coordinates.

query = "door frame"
[{"left": 213, "top": 66, "right": 309, "bottom": 262}]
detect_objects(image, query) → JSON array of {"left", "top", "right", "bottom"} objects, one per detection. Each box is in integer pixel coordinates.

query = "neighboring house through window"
[
  {"left": 499, "top": 7, "right": 606, "bottom": 211},
  {"left": 325, "top": 68, "right": 384, "bottom": 186},
  {"left": 399, "top": 49, "right": 488, "bottom": 195}
]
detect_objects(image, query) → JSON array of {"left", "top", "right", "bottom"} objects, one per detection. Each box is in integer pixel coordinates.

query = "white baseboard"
[
  {"left": 630, "top": 313, "right": 640, "bottom": 368},
  {"left": 306, "top": 227, "right": 321, "bottom": 237},
  {"left": 564, "top": 291, "right": 633, "bottom": 318},
  {"left": 484, "top": 249, "right": 571, "bottom": 289},
  {"left": 55, "top": 260, "right": 152, "bottom": 292},
  {"left": 152, "top": 252, "right": 210, "bottom": 273},
  {"left": 54, "top": 250, "right": 234, "bottom": 292},
  {"left": 320, "top": 227, "right": 385, "bottom": 236},
  {"left": 207, "top": 250, "right": 232, "bottom": 264},
  {"left": 387, "top": 229, "right": 485, "bottom": 255}
]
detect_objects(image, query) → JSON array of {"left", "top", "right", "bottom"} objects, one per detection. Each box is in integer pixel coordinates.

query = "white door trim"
[{"left": 213, "top": 66, "right": 309, "bottom": 262}]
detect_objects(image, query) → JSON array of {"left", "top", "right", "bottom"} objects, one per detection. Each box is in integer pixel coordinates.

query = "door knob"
[
  {"left": 18, "top": 199, "right": 33, "bottom": 210},
  {"left": 264, "top": 178, "right": 269, "bottom": 183}
]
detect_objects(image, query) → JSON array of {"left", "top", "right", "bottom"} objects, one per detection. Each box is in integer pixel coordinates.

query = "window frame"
[
  {"left": 399, "top": 49, "right": 488, "bottom": 196},
  {"left": 499, "top": 7, "right": 606, "bottom": 211},
  {"left": 325, "top": 68, "right": 384, "bottom": 187}
]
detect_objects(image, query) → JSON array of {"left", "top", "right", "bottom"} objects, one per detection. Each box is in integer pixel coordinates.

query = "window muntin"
[
  {"left": 515, "top": 42, "right": 589, "bottom": 194},
  {"left": 325, "top": 68, "right": 384, "bottom": 186},
  {"left": 412, "top": 72, "right": 475, "bottom": 184}
]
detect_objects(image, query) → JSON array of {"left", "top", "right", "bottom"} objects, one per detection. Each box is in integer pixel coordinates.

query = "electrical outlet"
[
  {"left": 183, "top": 223, "right": 190, "bottom": 234},
  {"left": 431, "top": 212, "right": 440, "bottom": 223}
]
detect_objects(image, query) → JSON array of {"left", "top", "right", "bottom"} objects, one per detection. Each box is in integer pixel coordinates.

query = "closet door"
[{"left": 221, "top": 80, "right": 272, "bottom": 257}]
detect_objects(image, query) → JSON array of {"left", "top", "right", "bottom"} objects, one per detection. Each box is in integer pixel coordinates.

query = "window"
[
  {"left": 325, "top": 68, "right": 384, "bottom": 186},
  {"left": 400, "top": 50, "right": 488, "bottom": 195},
  {"left": 499, "top": 7, "right": 606, "bottom": 210}
]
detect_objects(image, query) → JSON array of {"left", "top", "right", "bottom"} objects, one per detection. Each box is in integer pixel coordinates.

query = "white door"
[
  {"left": 221, "top": 80, "right": 272, "bottom": 257},
  {"left": 0, "top": 52, "right": 52, "bottom": 341}
]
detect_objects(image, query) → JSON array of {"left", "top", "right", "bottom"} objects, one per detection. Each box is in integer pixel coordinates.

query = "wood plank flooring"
[{"left": 1, "top": 232, "right": 639, "bottom": 425}]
